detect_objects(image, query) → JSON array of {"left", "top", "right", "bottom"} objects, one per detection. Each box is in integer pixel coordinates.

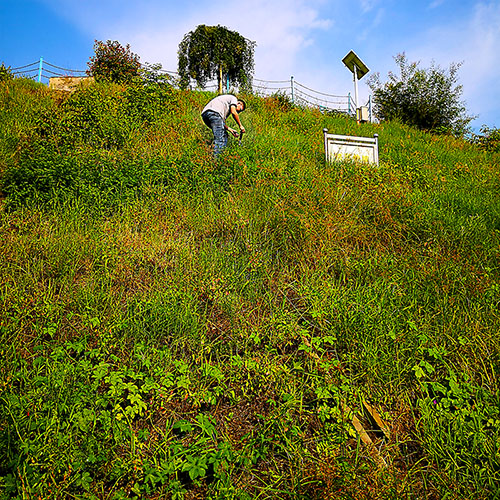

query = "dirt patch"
[{"left": 49, "top": 76, "right": 95, "bottom": 93}]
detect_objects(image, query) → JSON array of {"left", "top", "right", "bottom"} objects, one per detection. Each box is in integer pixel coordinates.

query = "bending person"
[{"left": 201, "top": 94, "right": 246, "bottom": 157}]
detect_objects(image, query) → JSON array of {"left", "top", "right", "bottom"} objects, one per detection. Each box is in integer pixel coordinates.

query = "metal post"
[
  {"left": 369, "top": 95, "right": 372, "bottom": 122},
  {"left": 226, "top": 74, "right": 229, "bottom": 93},
  {"left": 353, "top": 64, "right": 359, "bottom": 122},
  {"left": 291, "top": 76, "right": 294, "bottom": 104},
  {"left": 348, "top": 92, "right": 351, "bottom": 114},
  {"left": 38, "top": 57, "right": 43, "bottom": 83},
  {"left": 323, "top": 128, "right": 329, "bottom": 162}
]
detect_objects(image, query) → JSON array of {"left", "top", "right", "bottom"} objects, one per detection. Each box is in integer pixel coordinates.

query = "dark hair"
[{"left": 237, "top": 98, "right": 247, "bottom": 111}]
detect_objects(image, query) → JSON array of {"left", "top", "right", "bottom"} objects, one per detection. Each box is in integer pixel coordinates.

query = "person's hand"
[
  {"left": 239, "top": 126, "right": 246, "bottom": 135},
  {"left": 229, "top": 128, "right": 239, "bottom": 138}
]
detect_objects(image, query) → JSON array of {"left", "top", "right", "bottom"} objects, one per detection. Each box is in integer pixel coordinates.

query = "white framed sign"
[{"left": 323, "top": 129, "right": 379, "bottom": 165}]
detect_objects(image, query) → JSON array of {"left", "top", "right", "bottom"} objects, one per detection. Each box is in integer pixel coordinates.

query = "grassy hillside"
[{"left": 1, "top": 77, "right": 499, "bottom": 499}]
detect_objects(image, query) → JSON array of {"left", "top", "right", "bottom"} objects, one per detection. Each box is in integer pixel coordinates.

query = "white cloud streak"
[
  {"left": 360, "top": 0, "right": 380, "bottom": 13},
  {"left": 428, "top": 0, "right": 446, "bottom": 9}
]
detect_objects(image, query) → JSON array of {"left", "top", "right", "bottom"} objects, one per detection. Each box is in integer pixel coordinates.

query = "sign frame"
[{"left": 323, "top": 129, "right": 379, "bottom": 166}]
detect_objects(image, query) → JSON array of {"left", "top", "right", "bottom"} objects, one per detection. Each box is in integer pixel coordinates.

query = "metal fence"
[
  {"left": 10, "top": 58, "right": 86, "bottom": 82},
  {"left": 9, "top": 58, "right": 371, "bottom": 118}
]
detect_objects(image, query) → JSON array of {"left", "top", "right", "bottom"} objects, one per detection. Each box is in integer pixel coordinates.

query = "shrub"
[
  {"left": 139, "top": 62, "right": 177, "bottom": 87},
  {"left": 87, "top": 40, "right": 141, "bottom": 83},
  {"left": 267, "top": 91, "right": 294, "bottom": 112},
  {"left": 472, "top": 125, "right": 500, "bottom": 152},
  {"left": 367, "top": 53, "right": 474, "bottom": 136},
  {"left": 0, "top": 63, "right": 13, "bottom": 82}
]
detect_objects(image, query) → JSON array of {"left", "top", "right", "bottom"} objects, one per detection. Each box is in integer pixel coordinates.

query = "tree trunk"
[{"left": 218, "top": 64, "right": 223, "bottom": 94}]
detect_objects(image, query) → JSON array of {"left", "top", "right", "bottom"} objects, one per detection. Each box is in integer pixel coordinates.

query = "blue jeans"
[{"left": 202, "top": 110, "right": 228, "bottom": 157}]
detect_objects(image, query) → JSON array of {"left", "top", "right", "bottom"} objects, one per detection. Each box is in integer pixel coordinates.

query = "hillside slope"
[{"left": 1, "top": 78, "right": 499, "bottom": 499}]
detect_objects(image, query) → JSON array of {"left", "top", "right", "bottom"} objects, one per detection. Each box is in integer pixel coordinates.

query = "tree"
[
  {"left": 367, "top": 53, "right": 474, "bottom": 136},
  {"left": 178, "top": 25, "right": 255, "bottom": 93},
  {"left": 472, "top": 125, "right": 500, "bottom": 152},
  {"left": 87, "top": 40, "right": 141, "bottom": 83}
]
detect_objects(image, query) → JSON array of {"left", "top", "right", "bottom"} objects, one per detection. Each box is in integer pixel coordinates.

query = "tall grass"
[{"left": 0, "top": 78, "right": 499, "bottom": 499}]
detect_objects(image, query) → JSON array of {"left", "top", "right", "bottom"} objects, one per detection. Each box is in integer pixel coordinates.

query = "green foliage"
[
  {"left": 0, "top": 63, "right": 13, "bottom": 82},
  {"left": 0, "top": 81, "right": 214, "bottom": 208},
  {"left": 472, "top": 125, "right": 500, "bottom": 152},
  {"left": 139, "top": 62, "right": 177, "bottom": 87},
  {"left": 178, "top": 25, "right": 255, "bottom": 92},
  {"left": 266, "top": 91, "right": 295, "bottom": 112},
  {"left": 87, "top": 39, "right": 141, "bottom": 83},
  {"left": 0, "top": 77, "right": 499, "bottom": 499},
  {"left": 0, "top": 78, "right": 55, "bottom": 178},
  {"left": 416, "top": 367, "right": 500, "bottom": 495},
  {"left": 368, "top": 53, "right": 474, "bottom": 136}
]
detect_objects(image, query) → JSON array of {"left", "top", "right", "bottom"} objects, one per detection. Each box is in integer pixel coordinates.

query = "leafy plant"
[
  {"left": 0, "top": 63, "right": 13, "bottom": 82},
  {"left": 416, "top": 369, "right": 500, "bottom": 495},
  {"left": 87, "top": 39, "right": 141, "bottom": 83},
  {"left": 139, "top": 62, "right": 177, "bottom": 87},
  {"left": 367, "top": 52, "right": 475, "bottom": 135},
  {"left": 472, "top": 125, "right": 500, "bottom": 152}
]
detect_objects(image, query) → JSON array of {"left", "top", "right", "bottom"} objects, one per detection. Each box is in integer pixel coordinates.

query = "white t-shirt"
[{"left": 202, "top": 94, "right": 238, "bottom": 121}]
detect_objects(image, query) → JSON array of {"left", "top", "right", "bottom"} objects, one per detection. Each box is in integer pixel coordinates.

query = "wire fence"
[
  {"left": 9, "top": 58, "right": 371, "bottom": 118},
  {"left": 10, "top": 58, "right": 86, "bottom": 83}
]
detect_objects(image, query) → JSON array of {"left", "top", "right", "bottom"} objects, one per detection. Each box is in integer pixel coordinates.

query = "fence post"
[
  {"left": 38, "top": 57, "right": 43, "bottom": 83},
  {"left": 368, "top": 95, "right": 372, "bottom": 122},
  {"left": 291, "top": 76, "right": 294, "bottom": 104},
  {"left": 348, "top": 92, "right": 351, "bottom": 114}
]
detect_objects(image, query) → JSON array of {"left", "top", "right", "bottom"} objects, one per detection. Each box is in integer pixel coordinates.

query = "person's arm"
[
  {"left": 224, "top": 106, "right": 238, "bottom": 137},
  {"left": 229, "top": 104, "right": 245, "bottom": 135},
  {"left": 224, "top": 122, "right": 239, "bottom": 137}
]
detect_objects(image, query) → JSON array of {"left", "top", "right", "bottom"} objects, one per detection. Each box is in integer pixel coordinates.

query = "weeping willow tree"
[{"left": 178, "top": 25, "right": 255, "bottom": 93}]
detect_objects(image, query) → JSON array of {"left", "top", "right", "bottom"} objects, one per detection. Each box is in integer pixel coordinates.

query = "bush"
[
  {"left": 139, "top": 62, "right": 177, "bottom": 87},
  {"left": 267, "top": 91, "right": 294, "bottom": 112},
  {"left": 0, "top": 63, "right": 13, "bottom": 82},
  {"left": 368, "top": 53, "right": 474, "bottom": 136},
  {"left": 87, "top": 40, "right": 141, "bottom": 83},
  {"left": 1, "top": 142, "right": 79, "bottom": 207},
  {"left": 472, "top": 125, "right": 500, "bottom": 152}
]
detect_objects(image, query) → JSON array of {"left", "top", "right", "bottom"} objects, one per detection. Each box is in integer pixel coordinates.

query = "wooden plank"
[
  {"left": 344, "top": 403, "right": 387, "bottom": 467},
  {"left": 362, "top": 400, "right": 391, "bottom": 440},
  {"left": 348, "top": 407, "right": 373, "bottom": 446}
]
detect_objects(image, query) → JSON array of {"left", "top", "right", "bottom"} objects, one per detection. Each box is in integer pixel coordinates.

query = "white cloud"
[
  {"left": 42, "top": 0, "right": 333, "bottom": 82},
  {"left": 428, "top": 0, "right": 445, "bottom": 9},
  {"left": 357, "top": 7, "right": 385, "bottom": 42},
  {"left": 461, "top": 3, "right": 500, "bottom": 85},
  {"left": 360, "top": 0, "right": 379, "bottom": 13}
]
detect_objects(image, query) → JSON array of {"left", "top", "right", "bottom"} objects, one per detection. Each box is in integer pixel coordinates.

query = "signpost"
[{"left": 342, "top": 51, "right": 370, "bottom": 123}]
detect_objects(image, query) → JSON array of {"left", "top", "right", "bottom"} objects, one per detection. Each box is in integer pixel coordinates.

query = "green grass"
[{"left": 0, "top": 78, "right": 499, "bottom": 499}]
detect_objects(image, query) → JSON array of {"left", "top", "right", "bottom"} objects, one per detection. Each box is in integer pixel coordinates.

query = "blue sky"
[{"left": 1, "top": 0, "right": 499, "bottom": 131}]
